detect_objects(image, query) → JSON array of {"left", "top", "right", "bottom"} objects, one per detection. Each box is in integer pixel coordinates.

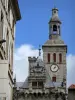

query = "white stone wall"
[
  {"left": 0, "top": 60, "right": 8, "bottom": 99},
  {"left": 0, "top": 0, "right": 16, "bottom": 100}
]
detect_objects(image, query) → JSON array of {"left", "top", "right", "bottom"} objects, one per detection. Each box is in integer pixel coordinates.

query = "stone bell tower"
[{"left": 42, "top": 7, "right": 67, "bottom": 88}]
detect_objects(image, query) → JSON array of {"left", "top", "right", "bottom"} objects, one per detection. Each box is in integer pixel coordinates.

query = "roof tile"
[{"left": 69, "top": 84, "right": 75, "bottom": 89}]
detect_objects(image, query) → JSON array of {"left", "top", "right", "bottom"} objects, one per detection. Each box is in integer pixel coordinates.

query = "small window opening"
[
  {"left": 1, "top": 11, "right": 3, "bottom": 21},
  {"left": 53, "top": 53, "right": 56, "bottom": 62},
  {"left": 0, "top": 52, "right": 3, "bottom": 60},
  {"left": 59, "top": 53, "right": 62, "bottom": 63},
  {"left": 32, "top": 82, "right": 37, "bottom": 88},
  {"left": 54, "top": 11, "right": 56, "bottom": 13},
  {"left": 53, "top": 25, "right": 57, "bottom": 31},
  {"left": 47, "top": 53, "right": 50, "bottom": 63},
  {"left": 53, "top": 25, "right": 57, "bottom": 34},
  {"left": 52, "top": 76, "right": 56, "bottom": 82},
  {"left": 38, "top": 82, "right": 43, "bottom": 88}
]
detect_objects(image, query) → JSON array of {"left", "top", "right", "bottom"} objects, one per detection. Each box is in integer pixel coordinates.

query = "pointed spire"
[
  {"left": 36, "top": 45, "right": 42, "bottom": 65},
  {"left": 39, "top": 45, "right": 41, "bottom": 57}
]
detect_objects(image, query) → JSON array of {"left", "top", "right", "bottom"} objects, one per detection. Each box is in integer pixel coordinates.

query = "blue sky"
[
  {"left": 16, "top": 0, "right": 75, "bottom": 55},
  {"left": 14, "top": 0, "right": 75, "bottom": 86}
]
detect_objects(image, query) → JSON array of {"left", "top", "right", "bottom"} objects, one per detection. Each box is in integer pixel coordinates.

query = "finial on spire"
[
  {"left": 54, "top": 0, "right": 56, "bottom": 8},
  {"left": 39, "top": 45, "right": 41, "bottom": 57}
]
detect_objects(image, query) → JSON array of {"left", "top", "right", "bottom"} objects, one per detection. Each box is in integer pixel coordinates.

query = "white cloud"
[
  {"left": 13, "top": 44, "right": 39, "bottom": 82},
  {"left": 14, "top": 44, "right": 75, "bottom": 87},
  {"left": 67, "top": 54, "right": 75, "bottom": 87}
]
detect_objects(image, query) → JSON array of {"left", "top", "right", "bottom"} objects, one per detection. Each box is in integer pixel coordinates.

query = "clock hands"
[{"left": 54, "top": 66, "right": 56, "bottom": 69}]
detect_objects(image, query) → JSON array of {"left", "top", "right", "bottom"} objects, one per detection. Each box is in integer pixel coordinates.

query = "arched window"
[
  {"left": 53, "top": 25, "right": 57, "bottom": 32},
  {"left": 47, "top": 53, "right": 50, "bottom": 63},
  {"left": 52, "top": 76, "right": 56, "bottom": 82},
  {"left": 59, "top": 53, "right": 62, "bottom": 63},
  {"left": 53, "top": 53, "right": 56, "bottom": 62}
]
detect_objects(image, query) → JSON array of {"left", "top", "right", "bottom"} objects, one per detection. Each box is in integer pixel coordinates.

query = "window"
[
  {"left": 0, "top": 52, "right": 3, "bottom": 60},
  {"left": 32, "top": 82, "right": 37, "bottom": 88},
  {"left": 52, "top": 76, "right": 56, "bottom": 82},
  {"left": 1, "top": 11, "right": 3, "bottom": 21},
  {"left": 54, "top": 11, "right": 56, "bottom": 13},
  {"left": 47, "top": 53, "right": 50, "bottom": 63},
  {"left": 38, "top": 82, "right": 43, "bottom": 88},
  {"left": 53, "top": 25, "right": 57, "bottom": 34},
  {"left": 53, "top": 53, "right": 56, "bottom": 62},
  {"left": 59, "top": 53, "right": 62, "bottom": 63}
]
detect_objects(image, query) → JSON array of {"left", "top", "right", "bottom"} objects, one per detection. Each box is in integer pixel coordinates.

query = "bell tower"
[
  {"left": 42, "top": 7, "right": 67, "bottom": 88},
  {"left": 49, "top": 8, "right": 61, "bottom": 39}
]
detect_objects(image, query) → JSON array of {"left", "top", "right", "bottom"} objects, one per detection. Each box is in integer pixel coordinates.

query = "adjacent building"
[
  {"left": 68, "top": 84, "right": 75, "bottom": 100},
  {"left": 13, "top": 7, "right": 67, "bottom": 100},
  {"left": 0, "top": 0, "right": 21, "bottom": 100}
]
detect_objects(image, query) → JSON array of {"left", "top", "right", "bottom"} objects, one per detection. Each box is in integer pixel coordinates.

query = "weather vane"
[{"left": 38, "top": 45, "right": 41, "bottom": 57}]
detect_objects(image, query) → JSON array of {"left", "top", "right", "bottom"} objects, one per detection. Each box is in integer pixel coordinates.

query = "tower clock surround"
[{"left": 50, "top": 64, "right": 59, "bottom": 72}]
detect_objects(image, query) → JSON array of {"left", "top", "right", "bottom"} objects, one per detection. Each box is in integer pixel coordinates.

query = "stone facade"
[
  {"left": 13, "top": 7, "right": 67, "bottom": 100},
  {"left": 0, "top": 0, "right": 21, "bottom": 100}
]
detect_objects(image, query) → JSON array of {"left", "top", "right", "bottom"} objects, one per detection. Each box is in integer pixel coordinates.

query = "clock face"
[{"left": 50, "top": 64, "right": 59, "bottom": 72}]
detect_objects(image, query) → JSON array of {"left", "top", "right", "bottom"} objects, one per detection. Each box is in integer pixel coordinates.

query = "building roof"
[
  {"left": 11, "top": 0, "right": 21, "bottom": 21},
  {"left": 21, "top": 77, "right": 29, "bottom": 89},
  {"left": 42, "top": 38, "right": 67, "bottom": 47},
  {"left": 68, "top": 84, "right": 75, "bottom": 89},
  {"left": 16, "top": 82, "right": 23, "bottom": 90},
  {"left": 49, "top": 16, "right": 61, "bottom": 24},
  {"left": 49, "top": 7, "right": 61, "bottom": 24}
]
